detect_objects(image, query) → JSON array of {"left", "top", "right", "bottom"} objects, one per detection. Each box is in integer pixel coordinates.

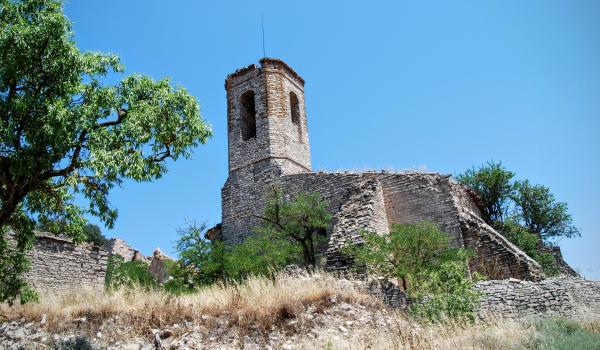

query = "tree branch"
[
  {"left": 148, "top": 145, "right": 172, "bottom": 162},
  {"left": 93, "top": 108, "right": 126, "bottom": 129},
  {"left": 41, "top": 131, "right": 87, "bottom": 179}
]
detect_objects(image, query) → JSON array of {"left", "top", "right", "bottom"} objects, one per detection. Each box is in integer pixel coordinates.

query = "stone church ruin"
[
  {"left": 16, "top": 58, "right": 599, "bottom": 321},
  {"left": 217, "top": 58, "right": 544, "bottom": 281}
]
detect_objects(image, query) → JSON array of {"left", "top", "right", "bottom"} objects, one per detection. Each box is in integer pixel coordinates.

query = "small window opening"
[
  {"left": 290, "top": 92, "right": 300, "bottom": 125},
  {"left": 240, "top": 90, "right": 256, "bottom": 140}
]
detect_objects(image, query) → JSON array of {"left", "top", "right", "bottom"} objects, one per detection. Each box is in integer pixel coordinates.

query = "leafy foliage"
[
  {"left": 501, "top": 221, "right": 560, "bottom": 276},
  {"left": 161, "top": 259, "right": 195, "bottom": 295},
  {"left": 168, "top": 191, "right": 331, "bottom": 288},
  {"left": 105, "top": 255, "right": 157, "bottom": 290},
  {"left": 457, "top": 161, "right": 579, "bottom": 276},
  {"left": 456, "top": 161, "right": 515, "bottom": 224},
  {"left": 36, "top": 220, "right": 108, "bottom": 247},
  {"left": 173, "top": 222, "right": 227, "bottom": 287},
  {"left": 82, "top": 224, "right": 108, "bottom": 247},
  {"left": 224, "top": 230, "right": 301, "bottom": 280},
  {"left": 409, "top": 257, "right": 481, "bottom": 323},
  {"left": 345, "top": 222, "right": 481, "bottom": 322},
  {"left": 0, "top": 0, "right": 211, "bottom": 303},
  {"left": 255, "top": 188, "right": 331, "bottom": 270},
  {"left": 456, "top": 162, "right": 580, "bottom": 244},
  {"left": 513, "top": 180, "right": 579, "bottom": 241}
]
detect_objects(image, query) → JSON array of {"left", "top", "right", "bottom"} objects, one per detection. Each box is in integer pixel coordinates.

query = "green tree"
[
  {"left": 174, "top": 222, "right": 227, "bottom": 286},
  {"left": 512, "top": 180, "right": 580, "bottom": 242},
  {"left": 82, "top": 224, "right": 108, "bottom": 247},
  {"left": 0, "top": 0, "right": 211, "bottom": 304},
  {"left": 345, "top": 222, "right": 480, "bottom": 322},
  {"left": 456, "top": 161, "right": 515, "bottom": 225},
  {"left": 254, "top": 188, "right": 331, "bottom": 270}
]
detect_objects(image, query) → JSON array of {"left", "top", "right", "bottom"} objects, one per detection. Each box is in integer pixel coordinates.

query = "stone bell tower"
[
  {"left": 221, "top": 58, "right": 312, "bottom": 243},
  {"left": 224, "top": 58, "right": 311, "bottom": 175}
]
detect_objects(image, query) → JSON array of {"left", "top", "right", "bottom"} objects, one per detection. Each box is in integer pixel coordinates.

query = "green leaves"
[
  {"left": 457, "top": 161, "right": 579, "bottom": 276},
  {"left": 105, "top": 255, "right": 157, "bottom": 291},
  {"left": 457, "top": 162, "right": 580, "bottom": 243},
  {"left": 0, "top": 0, "right": 212, "bottom": 303},
  {"left": 345, "top": 221, "right": 480, "bottom": 322},
  {"left": 456, "top": 161, "right": 515, "bottom": 224},
  {"left": 513, "top": 180, "right": 579, "bottom": 241},
  {"left": 257, "top": 189, "right": 331, "bottom": 270}
]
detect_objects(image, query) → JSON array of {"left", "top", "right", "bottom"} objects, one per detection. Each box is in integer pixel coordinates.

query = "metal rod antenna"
[{"left": 261, "top": 15, "right": 266, "bottom": 58}]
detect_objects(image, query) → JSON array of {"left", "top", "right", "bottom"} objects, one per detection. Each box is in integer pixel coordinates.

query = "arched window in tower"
[
  {"left": 240, "top": 90, "right": 256, "bottom": 141},
  {"left": 290, "top": 92, "right": 300, "bottom": 125}
]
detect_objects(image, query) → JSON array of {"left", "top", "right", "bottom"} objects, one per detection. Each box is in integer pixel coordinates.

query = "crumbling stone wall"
[
  {"left": 26, "top": 234, "right": 108, "bottom": 292},
  {"left": 378, "top": 173, "right": 464, "bottom": 247},
  {"left": 222, "top": 166, "right": 545, "bottom": 280},
  {"left": 105, "top": 237, "right": 140, "bottom": 261},
  {"left": 476, "top": 277, "right": 600, "bottom": 321}
]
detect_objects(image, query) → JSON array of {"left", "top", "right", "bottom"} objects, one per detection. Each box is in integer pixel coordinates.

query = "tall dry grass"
[
  {"left": 2, "top": 274, "right": 598, "bottom": 349},
  {"left": 1, "top": 273, "right": 378, "bottom": 340}
]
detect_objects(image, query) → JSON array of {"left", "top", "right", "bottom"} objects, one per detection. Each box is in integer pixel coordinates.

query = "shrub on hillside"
[
  {"left": 105, "top": 255, "right": 157, "bottom": 290},
  {"left": 345, "top": 221, "right": 481, "bottom": 322}
]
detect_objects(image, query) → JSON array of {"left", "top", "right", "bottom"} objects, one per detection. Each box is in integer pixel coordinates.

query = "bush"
[
  {"left": 162, "top": 260, "right": 196, "bottom": 295},
  {"left": 409, "top": 257, "right": 481, "bottom": 323},
  {"left": 105, "top": 255, "right": 157, "bottom": 290},
  {"left": 174, "top": 222, "right": 227, "bottom": 286},
  {"left": 501, "top": 221, "right": 560, "bottom": 276},
  {"left": 170, "top": 191, "right": 331, "bottom": 287},
  {"left": 527, "top": 318, "right": 600, "bottom": 350},
  {"left": 345, "top": 221, "right": 481, "bottom": 322},
  {"left": 224, "top": 230, "right": 301, "bottom": 281}
]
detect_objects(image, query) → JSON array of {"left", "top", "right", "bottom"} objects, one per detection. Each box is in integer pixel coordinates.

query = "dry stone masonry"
[
  {"left": 476, "top": 277, "right": 600, "bottom": 321},
  {"left": 219, "top": 58, "right": 544, "bottom": 281},
  {"left": 25, "top": 233, "right": 108, "bottom": 292}
]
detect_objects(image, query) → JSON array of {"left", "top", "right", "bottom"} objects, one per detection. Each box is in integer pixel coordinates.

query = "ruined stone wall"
[
  {"left": 460, "top": 212, "right": 544, "bottom": 281},
  {"left": 105, "top": 237, "right": 139, "bottom": 261},
  {"left": 222, "top": 170, "right": 543, "bottom": 280},
  {"left": 279, "top": 172, "right": 472, "bottom": 270},
  {"left": 476, "top": 277, "right": 600, "bottom": 321},
  {"left": 221, "top": 60, "right": 544, "bottom": 282},
  {"left": 377, "top": 173, "right": 464, "bottom": 247},
  {"left": 448, "top": 181, "right": 544, "bottom": 281},
  {"left": 26, "top": 234, "right": 108, "bottom": 292}
]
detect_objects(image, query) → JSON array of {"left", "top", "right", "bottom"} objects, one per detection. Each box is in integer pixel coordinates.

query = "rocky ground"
[{"left": 1, "top": 295, "right": 415, "bottom": 350}]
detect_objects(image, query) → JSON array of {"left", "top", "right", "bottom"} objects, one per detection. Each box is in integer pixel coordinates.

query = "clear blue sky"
[{"left": 64, "top": 1, "right": 599, "bottom": 279}]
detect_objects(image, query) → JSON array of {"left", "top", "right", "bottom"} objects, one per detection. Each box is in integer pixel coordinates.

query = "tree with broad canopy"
[{"left": 0, "top": 0, "right": 212, "bottom": 305}]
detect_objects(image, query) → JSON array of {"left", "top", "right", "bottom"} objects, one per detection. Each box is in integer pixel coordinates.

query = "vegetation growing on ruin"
[
  {"left": 36, "top": 220, "right": 108, "bottom": 247},
  {"left": 254, "top": 188, "right": 331, "bottom": 270},
  {"left": 162, "top": 191, "right": 331, "bottom": 291},
  {"left": 345, "top": 221, "right": 481, "bottom": 322},
  {"left": 104, "top": 255, "right": 157, "bottom": 290},
  {"left": 457, "top": 161, "right": 579, "bottom": 275},
  {"left": 0, "top": 0, "right": 212, "bottom": 304}
]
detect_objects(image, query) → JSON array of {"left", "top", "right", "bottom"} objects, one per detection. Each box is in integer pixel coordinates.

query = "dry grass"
[
  {"left": 2, "top": 274, "right": 598, "bottom": 349},
  {"left": 1, "top": 273, "right": 378, "bottom": 341}
]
